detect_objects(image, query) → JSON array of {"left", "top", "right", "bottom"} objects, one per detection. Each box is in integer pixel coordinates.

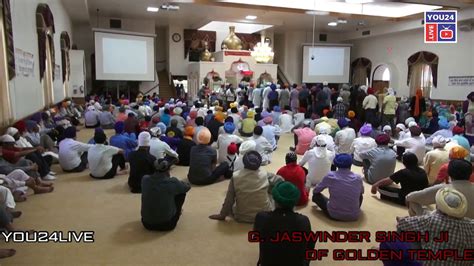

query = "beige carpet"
[{"left": 2, "top": 127, "right": 408, "bottom": 265}]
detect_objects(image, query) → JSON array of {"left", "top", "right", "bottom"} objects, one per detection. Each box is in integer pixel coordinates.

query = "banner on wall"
[
  {"left": 14, "top": 48, "right": 35, "bottom": 77},
  {"left": 54, "top": 64, "right": 61, "bottom": 80},
  {"left": 448, "top": 76, "right": 474, "bottom": 86}
]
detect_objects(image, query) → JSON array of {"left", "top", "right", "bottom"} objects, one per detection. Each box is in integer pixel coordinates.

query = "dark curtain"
[
  {"left": 235, "top": 33, "right": 260, "bottom": 50},
  {"left": 36, "top": 3, "right": 55, "bottom": 81},
  {"left": 184, "top": 29, "right": 216, "bottom": 61},
  {"left": 1, "top": 0, "right": 15, "bottom": 80},
  {"left": 60, "top": 31, "right": 71, "bottom": 83},
  {"left": 350, "top": 57, "right": 372, "bottom": 85},
  {"left": 407, "top": 51, "right": 438, "bottom": 88}
]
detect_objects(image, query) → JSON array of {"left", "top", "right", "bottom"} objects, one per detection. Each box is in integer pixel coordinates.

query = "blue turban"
[
  {"left": 273, "top": 106, "right": 281, "bottom": 112},
  {"left": 334, "top": 154, "right": 352, "bottom": 169},
  {"left": 94, "top": 127, "right": 105, "bottom": 135},
  {"left": 64, "top": 126, "right": 77, "bottom": 139},
  {"left": 25, "top": 120, "right": 38, "bottom": 131},
  {"left": 337, "top": 118, "right": 349, "bottom": 128},
  {"left": 114, "top": 121, "right": 125, "bottom": 134},
  {"left": 156, "top": 122, "right": 167, "bottom": 136},
  {"left": 359, "top": 124, "right": 373, "bottom": 136},
  {"left": 224, "top": 122, "right": 235, "bottom": 134},
  {"left": 270, "top": 84, "right": 277, "bottom": 90},
  {"left": 438, "top": 117, "right": 449, "bottom": 129}
]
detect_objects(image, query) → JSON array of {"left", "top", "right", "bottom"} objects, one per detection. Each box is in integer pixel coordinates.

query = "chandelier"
[{"left": 251, "top": 35, "right": 274, "bottom": 64}]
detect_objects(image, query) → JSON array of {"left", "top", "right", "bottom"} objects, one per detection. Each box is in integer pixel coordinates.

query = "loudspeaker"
[
  {"left": 110, "top": 19, "right": 122, "bottom": 29},
  {"left": 319, "top": 34, "right": 327, "bottom": 42}
]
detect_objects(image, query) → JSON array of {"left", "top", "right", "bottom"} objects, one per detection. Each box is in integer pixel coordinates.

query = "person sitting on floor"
[
  {"left": 171, "top": 107, "right": 186, "bottom": 131},
  {"left": 110, "top": 121, "right": 138, "bottom": 161},
  {"left": 299, "top": 135, "right": 335, "bottom": 188},
  {"left": 406, "top": 159, "right": 474, "bottom": 218},
  {"left": 423, "top": 136, "right": 449, "bottom": 185},
  {"left": 312, "top": 154, "right": 364, "bottom": 221},
  {"left": 88, "top": 131, "right": 127, "bottom": 179},
  {"left": 192, "top": 117, "right": 205, "bottom": 144},
  {"left": 216, "top": 122, "right": 243, "bottom": 163},
  {"left": 84, "top": 105, "right": 100, "bottom": 128},
  {"left": 188, "top": 128, "right": 232, "bottom": 185},
  {"left": 233, "top": 140, "right": 257, "bottom": 172},
  {"left": 350, "top": 124, "right": 377, "bottom": 166},
  {"left": 451, "top": 126, "right": 471, "bottom": 160},
  {"left": 141, "top": 159, "right": 191, "bottom": 231},
  {"left": 359, "top": 134, "right": 397, "bottom": 184},
  {"left": 276, "top": 152, "right": 308, "bottom": 206},
  {"left": 58, "top": 127, "right": 92, "bottom": 172},
  {"left": 397, "top": 187, "right": 474, "bottom": 265},
  {"left": 254, "top": 181, "right": 315, "bottom": 266},
  {"left": 291, "top": 120, "right": 316, "bottom": 155},
  {"left": 434, "top": 145, "right": 474, "bottom": 184},
  {"left": 209, "top": 151, "right": 283, "bottom": 223},
  {"left": 124, "top": 113, "right": 140, "bottom": 136},
  {"left": 128, "top": 132, "right": 157, "bottom": 193},
  {"left": 394, "top": 125, "right": 426, "bottom": 163},
  {"left": 261, "top": 116, "right": 281, "bottom": 151},
  {"left": 149, "top": 126, "right": 179, "bottom": 162},
  {"left": 278, "top": 107, "right": 294, "bottom": 134},
  {"left": 166, "top": 119, "right": 183, "bottom": 139},
  {"left": 250, "top": 126, "right": 274, "bottom": 165},
  {"left": 99, "top": 105, "right": 116, "bottom": 129},
  {"left": 335, "top": 118, "right": 356, "bottom": 154},
  {"left": 371, "top": 152, "right": 428, "bottom": 206},
  {"left": 176, "top": 126, "right": 196, "bottom": 166},
  {"left": 240, "top": 110, "right": 257, "bottom": 137},
  {"left": 425, "top": 117, "right": 452, "bottom": 145},
  {"left": 0, "top": 168, "right": 53, "bottom": 201}
]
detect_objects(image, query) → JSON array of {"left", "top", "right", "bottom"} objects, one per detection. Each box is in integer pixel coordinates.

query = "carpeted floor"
[{"left": 2, "top": 127, "right": 409, "bottom": 265}]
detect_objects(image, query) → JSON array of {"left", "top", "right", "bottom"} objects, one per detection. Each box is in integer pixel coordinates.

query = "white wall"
[
  {"left": 350, "top": 28, "right": 474, "bottom": 100},
  {"left": 168, "top": 25, "right": 188, "bottom": 76},
  {"left": 9, "top": 0, "right": 73, "bottom": 119},
  {"left": 72, "top": 23, "right": 93, "bottom": 93},
  {"left": 155, "top": 27, "right": 167, "bottom": 71}
]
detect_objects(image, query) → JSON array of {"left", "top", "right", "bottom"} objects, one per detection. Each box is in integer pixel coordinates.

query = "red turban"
[{"left": 453, "top": 126, "right": 464, "bottom": 135}]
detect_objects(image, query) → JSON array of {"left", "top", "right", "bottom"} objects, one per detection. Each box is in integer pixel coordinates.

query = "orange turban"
[
  {"left": 348, "top": 110, "right": 356, "bottom": 119},
  {"left": 215, "top": 112, "right": 225, "bottom": 123},
  {"left": 184, "top": 126, "right": 195, "bottom": 137},
  {"left": 449, "top": 146, "right": 469, "bottom": 160}
]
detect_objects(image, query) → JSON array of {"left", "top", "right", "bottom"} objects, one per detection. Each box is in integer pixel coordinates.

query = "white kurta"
[
  {"left": 335, "top": 127, "right": 356, "bottom": 154},
  {"left": 299, "top": 147, "right": 335, "bottom": 188},
  {"left": 350, "top": 136, "right": 377, "bottom": 163}
]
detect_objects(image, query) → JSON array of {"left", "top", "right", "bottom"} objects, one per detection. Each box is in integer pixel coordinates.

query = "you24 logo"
[{"left": 424, "top": 10, "right": 457, "bottom": 43}]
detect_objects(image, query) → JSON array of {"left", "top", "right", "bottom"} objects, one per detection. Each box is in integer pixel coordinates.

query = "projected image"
[
  {"left": 308, "top": 47, "right": 345, "bottom": 76},
  {"left": 102, "top": 38, "right": 148, "bottom": 74}
]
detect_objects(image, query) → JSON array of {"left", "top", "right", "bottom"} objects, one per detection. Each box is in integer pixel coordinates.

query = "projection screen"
[{"left": 302, "top": 45, "right": 351, "bottom": 83}]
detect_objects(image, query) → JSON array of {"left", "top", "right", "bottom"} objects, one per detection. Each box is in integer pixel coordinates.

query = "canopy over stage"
[{"left": 187, "top": 50, "right": 277, "bottom": 101}]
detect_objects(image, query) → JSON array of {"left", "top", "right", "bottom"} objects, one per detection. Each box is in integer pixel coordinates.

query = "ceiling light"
[
  {"left": 147, "top": 6, "right": 159, "bottom": 12},
  {"left": 199, "top": 21, "right": 273, "bottom": 34},
  {"left": 328, "top": 22, "right": 338, "bottom": 27},
  {"left": 245, "top": 15, "right": 257, "bottom": 20},
  {"left": 305, "top": 10, "right": 329, "bottom": 16},
  {"left": 160, "top": 4, "right": 180, "bottom": 11},
  {"left": 337, "top": 19, "right": 348, "bottom": 24},
  {"left": 345, "top": 0, "right": 373, "bottom": 3}
]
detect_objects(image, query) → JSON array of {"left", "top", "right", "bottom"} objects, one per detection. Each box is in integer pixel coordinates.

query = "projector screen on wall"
[
  {"left": 302, "top": 45, "right": 351, "bottom": 83},
  {"left": 94, "top": 31, "right": 155, "bottom": 81}
]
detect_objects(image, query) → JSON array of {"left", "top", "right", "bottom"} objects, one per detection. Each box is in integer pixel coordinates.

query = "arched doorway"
[
  {"left": 36, "top": 4, "right": 55, "bottom": 107},
  {"left": 61, "top": 31, "right": 71, "bottom": 97},
  {"left": 372, "top": 64, "right": 390, "bottom": 95}
]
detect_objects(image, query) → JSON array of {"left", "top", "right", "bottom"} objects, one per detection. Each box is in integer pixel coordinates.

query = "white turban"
[
  {"left": 387, "top": 88, "right": 395, "bottom": 96},
  {"left": 138, "top": 132, "right": 151, "bottom": 147},
  {"left": 239, "top": 140, "right": 257, "bottom": 155},
  {"left": 432, "top": 136, "right": 448, "bottom": 148},
  {"left": 408, "top": 121, "right": 418, "bottom": 128},
  {"left": 405, "top": 117, "right": 415, "bottom": 127},
  {"left": 396, "top": 124, "right": 406, "bottom": 131},
  {"left": 436, "top": 187, "right": 467, "bottom": 218},
  {"left": 0, "top": 134, "right": 15, "bottom": 143},
  {"left": 6, "top": 127, "right": 18, "bottom": 136},
  {"left": 383, "top": 125, "right": 392, "bottom": 132}
]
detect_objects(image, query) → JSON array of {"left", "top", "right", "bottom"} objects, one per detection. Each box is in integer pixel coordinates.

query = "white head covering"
[
  {"left": 318, "top": 125, "right": 331, "bottom": 135},
  {"left": 436, "top": 187, "right": 467, "bottom": 218},
  {"left": 405, "top": 117, "right": 415, "bottom": 127},
  {"left": 313, "top": 135, "right": 328, "bottom": 158},
  {"left": 138, "top": 132, "right": 151, "bottom": 147},
  {"left": 337, "top": 97, "right": 343, "bottom": 102},
  {"left": 359, "top": 85, "right": 368, "bottom": 93},
  {"left": 239, "top": 140, "right": 257, "bottom": 155},
  {"left": 432, "top": 136, "right": 448, "bottom": 148},
  {"left": 6, "top": 127, "right": 18, "bottom": 136},
  {"left": 150, "top": 127, "right": 161, "bottom": 137},
  {"left": 87, "top": 105, "right": 95, "bottom": 112},
  {"left": 387, "top": 88, "right": 395, "bottom": 96},
  {"left": 174, "top": 107, "right": 183, "bottom": 115},
  {"left": 396, "top": 124, "right": 406, "bottom": 131},
  {"left": 408, "top": 121, "right": 418, "bottom": 128},
  {"left": 383, "top": 125, "right": 392, "bottom": 132},
  {"left": 323, "top": 81, "right": 329, "bottom": 86},
  {"left": 0, "top": 134, "right": 15, "bottom": 143}
]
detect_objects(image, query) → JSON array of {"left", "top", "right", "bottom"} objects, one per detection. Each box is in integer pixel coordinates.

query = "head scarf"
[
  {"left": 174, "top": 107, "right": 183, "bottom": 115},
  {"left": 0, "top": 134, "right": 15, "bottom": 143},
  {"left": 375, "top": 134, "right": 391, "bottom": 145},
  {"left": 227, "top": 142, "right": 238, "bottom": 155},
  {"left": 224, "top": 122, "right": 235, "bottom": 134},
  {"left": 150, "top": 127, "right": 161, "bottom": 137},
  {"left": 449, "top": 146, "right": 469, "bottom": 160},
  {"left": 184, "top": 126, "right": 195, "bottom": 137},
  {"left": 337, "top": 97, "right": 343, "bottom": 102},
  {"left": 333, "top": 154, "right": 352, "bottom": 169},
  {"left": 243, "top": 151, "right": 262, "bottom": 170},
  {"left": 197, "top": 127, "right": 211, "bottom": 145},
  {"left": 337, "top": 118, "right": 349, "bottom": 128},
  {"left": 114, "top": 121, "right": 125, "bottom": 134},
  {"left": 272, "top": 182, "right": 300, "bottom": 208},
  {"left": 246, "top": 110, "right": 255, "bottom": 118},
  {"left": 215, "top": 112, "right": 225, "bottom": 123},
  {"left": 359, "top": 124, "right": 372, "bottom": 136},
  {"left": 138, "top": 132, "right": 151, "bottom": 147},
  {"left": 432, "top": 136, "right": 447, "bottom": 148},
  {"left": 436, "top": 187, "right": 467, "bottom": 218},
  {"left": 285, "top": 152, "right": 297, "bottom": 164},
  {"left": 414, "top": 89, "right": 423, "bottom": 117},
  {"left": 408, "top": 121, "right": 418, "bottom": 128}
]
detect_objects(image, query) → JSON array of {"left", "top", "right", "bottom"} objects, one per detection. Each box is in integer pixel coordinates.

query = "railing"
[{"left": 277, "top": 66, "right": 291, "bottom": 85}]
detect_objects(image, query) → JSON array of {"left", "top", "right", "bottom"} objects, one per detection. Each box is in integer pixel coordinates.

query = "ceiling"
[{"left": 63, "top": 0, "right": 474, "bottom": 33}]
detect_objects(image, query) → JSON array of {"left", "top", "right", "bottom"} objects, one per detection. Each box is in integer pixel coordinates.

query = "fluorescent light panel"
[
  {"left": 217, "top": 0, "right": 442, "bottom": 18},
  {"left": 245, "top": 15, "right": 257, "bottom": 20},
  {"left": 328, "top": 22, "right": 338, "bottom": 26},
  {"left": 147, "top": 6, "right": 159, "bottom": 12},
  {"left": 199, "top": 21, "right": 273, "bottom": 34}
]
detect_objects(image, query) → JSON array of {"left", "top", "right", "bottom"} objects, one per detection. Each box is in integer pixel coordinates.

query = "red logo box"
[{"left": 425, "top": 24, "right": 438, "bottom": 42}]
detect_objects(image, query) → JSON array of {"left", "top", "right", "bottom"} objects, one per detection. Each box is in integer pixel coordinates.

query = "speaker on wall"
[
  {"left": 319, "top": 34, "right": 327, "bottom": 42},
  {"left": 110, "top": 19, "right": 122, "bottom": 29}
]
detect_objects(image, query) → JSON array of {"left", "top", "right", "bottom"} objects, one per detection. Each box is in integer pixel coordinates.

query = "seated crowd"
[{"left": 1, "top": 85, "right": 473, "bottom": 264}]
